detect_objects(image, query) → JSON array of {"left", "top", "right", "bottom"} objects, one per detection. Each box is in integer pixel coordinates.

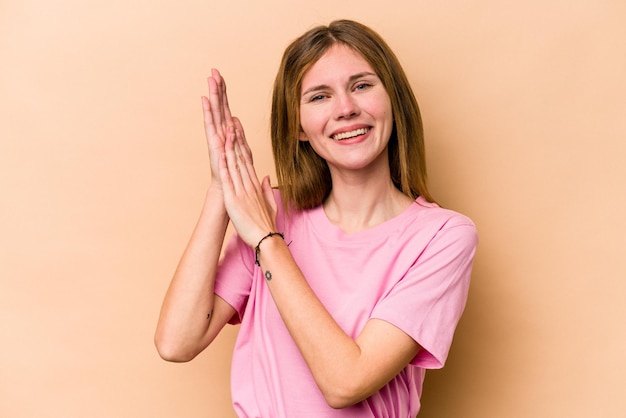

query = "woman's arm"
[
  {"left": 258, "top": 237, "right": 421, "bottom": 408},
  {"left": 218, "top": 123, "right": 421, "bottom": 408},
  {"left": 154, "top": 187, "right": 235, "bottom": 362},
  {"left": 154, "top": 70, "right": 239, "bottom": 362}
]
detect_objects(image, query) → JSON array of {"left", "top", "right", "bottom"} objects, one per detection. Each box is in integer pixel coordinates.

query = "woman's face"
[{"left": 298, "top": 44, "right": 394, "bottom": 174}]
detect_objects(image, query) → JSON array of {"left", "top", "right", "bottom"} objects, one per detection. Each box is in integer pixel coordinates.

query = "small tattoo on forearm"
[{"left": 264, "top": 270, "right": 272, "bottom": 281}]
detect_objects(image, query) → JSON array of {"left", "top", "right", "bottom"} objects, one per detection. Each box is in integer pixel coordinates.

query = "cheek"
[
  {"left": 299, "top": 110, "right": 324, "bottom": 139},
  {"left": 383, "top": 97, "right": 393, "bottom": 119}
]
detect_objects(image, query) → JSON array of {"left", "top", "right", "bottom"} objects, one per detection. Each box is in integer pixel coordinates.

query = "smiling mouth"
[{"left": 331, "top": 127, "right": 370, "bottom": 141}]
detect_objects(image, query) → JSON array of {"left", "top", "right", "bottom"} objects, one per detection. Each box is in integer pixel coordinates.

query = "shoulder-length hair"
[{"left": 271, "top": 19, "right": 434, "bottom": 211}]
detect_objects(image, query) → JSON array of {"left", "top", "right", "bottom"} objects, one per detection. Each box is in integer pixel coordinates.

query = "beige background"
[{"left": 2, "top": 0, "right": 625, "bottom": 417}]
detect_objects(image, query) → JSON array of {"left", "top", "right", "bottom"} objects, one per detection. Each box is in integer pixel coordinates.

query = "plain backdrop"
[{"left": 1, "top": 0, "right": 625, "bottom": 417}]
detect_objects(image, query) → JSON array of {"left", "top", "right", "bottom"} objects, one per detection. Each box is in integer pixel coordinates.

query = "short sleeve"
[
  {"left": 370, "top": 220, "right": 478, "bottom": 369},
  {"left": 214, "top": 232, "right": 255, "bottom": 325}
]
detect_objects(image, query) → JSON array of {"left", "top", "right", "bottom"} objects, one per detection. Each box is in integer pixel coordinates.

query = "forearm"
[
  {"left": 258, "top": 237, "right": 380, "bottom": 407},
  {"left": 155, "top": 186, "right": 230, "bottom": 361}
]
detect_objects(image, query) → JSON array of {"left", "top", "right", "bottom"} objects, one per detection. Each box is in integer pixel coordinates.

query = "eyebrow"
[{"left": 301, "top": 71, "right": 378, "bottom": 97}]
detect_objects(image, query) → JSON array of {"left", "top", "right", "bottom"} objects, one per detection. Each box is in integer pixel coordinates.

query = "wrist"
[
  {"left": 206, "top": 181, "right": 224, "bottom": 197},
  {"left": 205, "top": 182, "right": 226, "bottom": 204},
  {"left": 254, "top": 232, "right": 285, "bottom": 266},
  {"left": 202, "top": 184, "right": 228, "bottom": 217}
]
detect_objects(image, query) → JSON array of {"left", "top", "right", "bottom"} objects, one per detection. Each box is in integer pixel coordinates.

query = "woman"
[{"left": 155, "top": 19, "right": 477, "bottom": 417}]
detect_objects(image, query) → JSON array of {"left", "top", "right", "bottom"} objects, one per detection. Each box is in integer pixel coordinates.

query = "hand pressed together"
[
  {"left": 219, "top": 125, "right": 278, "bottom": 247},
  {"left": 201, "top": 68, "right": 234, "bottom": 193},
  {"left": 202, "top": 69, "right": 278, "bottom": 248}
]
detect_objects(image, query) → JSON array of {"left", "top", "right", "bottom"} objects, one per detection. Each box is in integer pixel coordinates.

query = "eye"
[
  {"left": 310, "top": 94, "right": 327, "bottom": 102},
  {"left": 354, "top": 82, "right": 372, "bottom": 91}
]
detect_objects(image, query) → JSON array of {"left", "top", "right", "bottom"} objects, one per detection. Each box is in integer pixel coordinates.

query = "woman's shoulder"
[
  {"left": 403, "top": 196, "right": 477, "bottom": 246},
  {"left": 413, "top": 197, "right": 475, "bottom": 228}
]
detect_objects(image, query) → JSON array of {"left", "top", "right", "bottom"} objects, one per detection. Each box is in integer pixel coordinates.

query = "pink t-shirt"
[{"left": 214, "top": 194, "right": 477, "bottom": 417}]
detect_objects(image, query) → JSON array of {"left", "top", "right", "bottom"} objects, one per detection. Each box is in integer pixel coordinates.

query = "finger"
[
  {"left": 223, "top": 126, "right": 244, "bottom": 194},
  {"left": 211, "top": 69, "right": 234, "bottom": 132},
  {"left": 261, "top": 175, "right": 278, "bottom": 215},
  {"left": 217, "top": 71, "right": 234, "bottom": 125},
  {"left": 234, "top": 125, "right": 254, "bottom": 171},
  {"left": 207, "top": 75, "right": 226, "bottom": 133},
  {"left": 233, "top": 128, "right": 260, "bottom": 192},
  {"left": 218, "top": 153, "right": 232, "bottom": 190},
  {"left": 201, "top": 96, "right": 219, "bottom": 139},
  {"left": 233, "top": 117, "right": 253, "bottom": 164}
]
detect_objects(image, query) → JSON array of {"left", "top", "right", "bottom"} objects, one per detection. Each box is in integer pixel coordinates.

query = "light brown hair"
[{"left": 271, "top": 19, "right": 434, "bottom": 211}]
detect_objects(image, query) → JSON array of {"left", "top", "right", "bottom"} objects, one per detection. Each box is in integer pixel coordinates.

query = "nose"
[{"left": 334, "top": 92, "right": 360, "bottom": 120}]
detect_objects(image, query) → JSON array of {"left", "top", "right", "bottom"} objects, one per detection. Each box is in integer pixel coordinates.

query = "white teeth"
[{"left": 332, "top": 128, "right": 369, "bottom": 141}]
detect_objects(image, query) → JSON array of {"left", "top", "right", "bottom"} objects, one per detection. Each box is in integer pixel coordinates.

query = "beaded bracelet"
[{"left": 254, "top": 232, "right": 285, "bottom": 266}]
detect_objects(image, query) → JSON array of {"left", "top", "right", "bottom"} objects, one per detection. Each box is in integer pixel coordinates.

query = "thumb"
[{"left": 261, "top": 175, "right": 277, "bottom": 214}]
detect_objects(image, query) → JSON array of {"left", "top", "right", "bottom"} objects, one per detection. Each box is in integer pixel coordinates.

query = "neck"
[{"left": 323, "top": 169, "right": 413, "bottom": 234}]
